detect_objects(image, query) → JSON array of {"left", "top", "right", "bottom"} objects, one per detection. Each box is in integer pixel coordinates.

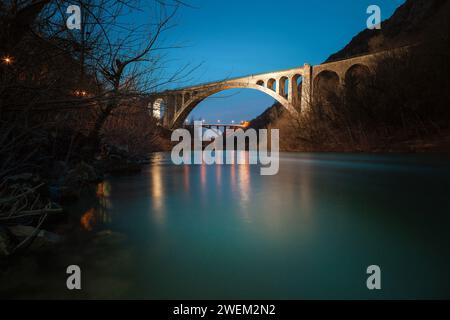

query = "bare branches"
[{"left": 0, "top": 0, "right": 196, "bottom": 256}]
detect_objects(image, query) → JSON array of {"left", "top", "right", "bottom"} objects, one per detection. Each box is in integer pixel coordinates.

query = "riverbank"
[
  {"left": 278, "top": 132, "right": 450, "bottom": 153},
  {"left": 0, "top": 143, "right": 152, "bottom": 259}
]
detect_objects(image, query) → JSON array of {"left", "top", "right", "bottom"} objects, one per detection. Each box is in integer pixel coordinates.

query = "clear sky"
[{"left": 145, "top": 0, "right": 406, "bottom": 122}]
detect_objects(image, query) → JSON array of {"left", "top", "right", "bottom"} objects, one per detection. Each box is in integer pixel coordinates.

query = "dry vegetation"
[
  {"left": 273, "top": 42, "right": 450, "bottom": 152},
  {"left": 0, "top": 0, "right": 188, "bottom": 254}
]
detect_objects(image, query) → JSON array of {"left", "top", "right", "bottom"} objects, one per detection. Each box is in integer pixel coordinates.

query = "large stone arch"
[
  {"left": 170, "top": 82, "right": 294, "bottom": 129},
  {"left": 344, "top": 64, "right": 371, "bottom": 89},
  {"left": 313, "top": 70, "right": 340, "bottom": 102}
]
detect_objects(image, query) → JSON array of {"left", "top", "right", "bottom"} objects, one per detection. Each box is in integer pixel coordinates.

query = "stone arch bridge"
[{"left": 143, "top": 49, "right": 403, "bottom": 129}]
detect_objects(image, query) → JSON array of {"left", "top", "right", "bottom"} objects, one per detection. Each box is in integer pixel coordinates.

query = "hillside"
[
  {"left": 249, "top": 0, "right": 450, "bottom": 152},
  {"left": 327, "top": 0, "right": 449, "bottom": 62},
  {"left": 248, "top": 103, "right": 284, "bottom": 130}
]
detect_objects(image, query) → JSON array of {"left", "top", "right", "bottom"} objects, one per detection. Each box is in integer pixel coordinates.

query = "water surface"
[{"left": 2, "top": 153, "right": 450, "bottom": 299}]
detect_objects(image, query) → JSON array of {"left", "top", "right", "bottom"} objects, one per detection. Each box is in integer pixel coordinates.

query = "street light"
[
  {"left": 2, "top": 55, "right": 13, "bottom": 65},
  {"left": 74, "top": 90, "right": 88, "bottom": 97}
]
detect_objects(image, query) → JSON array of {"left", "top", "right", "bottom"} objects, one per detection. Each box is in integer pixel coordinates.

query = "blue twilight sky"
[{"left": 139, "top": 0, "right": 405, "bottom": 122}]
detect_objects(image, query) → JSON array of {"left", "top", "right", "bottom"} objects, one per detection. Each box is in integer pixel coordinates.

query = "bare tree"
[{"left": 0, "top": 0, "right": 195, "bottom": 254}]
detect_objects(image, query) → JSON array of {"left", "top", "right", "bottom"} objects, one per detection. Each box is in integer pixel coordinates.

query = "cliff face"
[
  {"left": 326, "top": 0, "right": 450, "bottom": 62},
  {"left": 250, "top": 0, "right": 450, "bottom": 131},
  {"left": 248, "top": 103, "right": 284, "bottom": 130}
]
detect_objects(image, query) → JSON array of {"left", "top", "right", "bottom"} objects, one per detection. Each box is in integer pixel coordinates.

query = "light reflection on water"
[
  {"left": 80, "top": 182, "right": 113, "bottom": 231},
  {"left": 150, "top": 164, "right": 165, "bottom": 225},
  {"left": 3, "top": 152, "right": 450, "bottom": 299},
  {"left": 107, "top": 152, "right": 449, "bottom": 299}
]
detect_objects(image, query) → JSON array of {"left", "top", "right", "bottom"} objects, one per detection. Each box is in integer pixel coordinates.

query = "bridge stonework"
[{"left": 146, "top": 49, "right": 404, "bottom": 129}]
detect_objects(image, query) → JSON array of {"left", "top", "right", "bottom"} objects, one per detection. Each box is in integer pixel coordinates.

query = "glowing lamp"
[{"left": 2, "top": 56, "right": 13, "bottom": 65}]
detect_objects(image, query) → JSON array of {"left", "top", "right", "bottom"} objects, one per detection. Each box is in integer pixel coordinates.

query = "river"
[{"left": 2, "top": 152, "right": 450, "bottom": 299}]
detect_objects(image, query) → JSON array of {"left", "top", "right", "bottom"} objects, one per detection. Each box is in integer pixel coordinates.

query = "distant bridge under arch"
[{"left": 143, "top": 48, "right": 406, "bottom": 129}]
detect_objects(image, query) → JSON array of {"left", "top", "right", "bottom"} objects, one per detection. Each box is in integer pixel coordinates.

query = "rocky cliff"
[
  {"left": 250, "top": 0, "right": 450, "bottom": 131},
  {"left": 327, "top": 0, "right": 449, "bottom": 62}
]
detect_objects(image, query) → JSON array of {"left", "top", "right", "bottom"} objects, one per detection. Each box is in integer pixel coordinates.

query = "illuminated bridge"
[{"left": 144, "top": 48, "right": 409, "bottom": 129}]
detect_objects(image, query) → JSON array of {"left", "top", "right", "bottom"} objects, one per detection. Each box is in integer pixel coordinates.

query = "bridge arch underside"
[
  {"left": 170, "top": 82, "right": 295, "bottom": 129},
  {"left": 314, "top": 70, "right": 340, "bottom": 103},
  {"left": 344, "top": 64, "right": 371, "bottom": 91}
]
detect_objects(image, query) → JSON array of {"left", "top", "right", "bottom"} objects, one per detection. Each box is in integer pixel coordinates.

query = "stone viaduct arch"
[
  {"left": 171, "top": 83, "right": 289, "bottom": 129},
  {"left": 143, "top": 48, "right": 408, "bottom": 129},
  {"left": 148, "top": 64, "right": 311, "bottom": 129}
]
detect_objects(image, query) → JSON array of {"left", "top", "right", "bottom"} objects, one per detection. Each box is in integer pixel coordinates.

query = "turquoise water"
[{"left": 2, "top": 153, "right": 450, "bottom": 299}]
